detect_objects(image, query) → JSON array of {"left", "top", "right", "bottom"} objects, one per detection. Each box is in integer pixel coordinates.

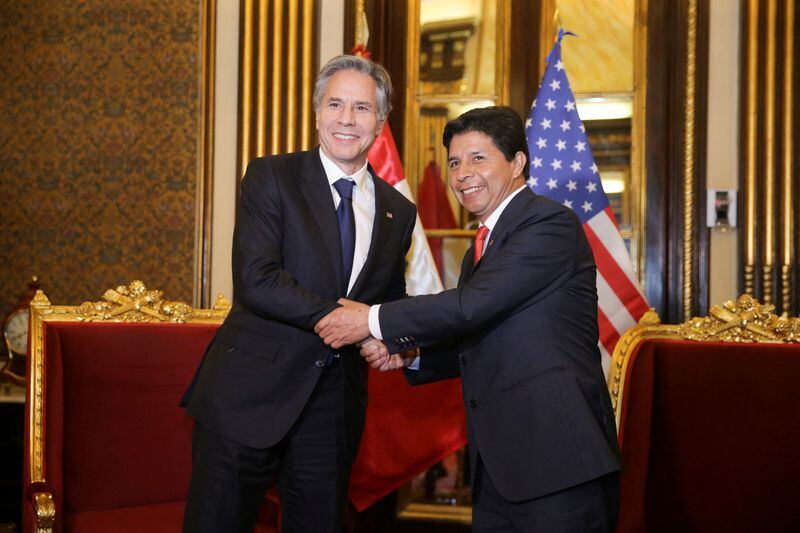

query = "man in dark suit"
[
  {"left": 180, "top": 55, "right": 417, "bottom": 532},
  {"left": 317, "top": 106, "right": 621, "bottom": 532}
]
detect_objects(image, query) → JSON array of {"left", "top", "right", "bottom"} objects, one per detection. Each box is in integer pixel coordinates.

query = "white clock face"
[{"left": 5, "top": 309, "right": 30, "bottom": 355}]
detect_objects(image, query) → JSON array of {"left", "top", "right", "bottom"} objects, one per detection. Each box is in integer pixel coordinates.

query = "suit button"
[
  {"left": 460, "top": 355, "right": 467, "bottom": 366},
  {"left": 314, "top": 360, "right": 325, "bottom": 368},
  {"left": 468, "top": 399, "right": 478, "bottom": 409}
]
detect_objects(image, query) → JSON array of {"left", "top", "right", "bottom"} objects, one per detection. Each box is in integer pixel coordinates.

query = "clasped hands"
[{"left": 314, "top": 298, "right": 416, "bottom": 371}]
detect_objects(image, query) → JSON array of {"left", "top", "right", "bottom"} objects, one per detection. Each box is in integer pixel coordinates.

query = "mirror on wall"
[
  {"left": 397, "top": 0, "right": 647, "bottom": 524},
  {"left": 404, "top": 0, "right": 509, "bottom": 290}
]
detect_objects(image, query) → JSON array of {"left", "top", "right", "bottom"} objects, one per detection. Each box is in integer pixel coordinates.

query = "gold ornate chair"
[
  {"left": 22, "top": 281, "right": 280, "bottom": 533},
  {"left": 608, "top": 295, "right": 800, "bottom": 532}
]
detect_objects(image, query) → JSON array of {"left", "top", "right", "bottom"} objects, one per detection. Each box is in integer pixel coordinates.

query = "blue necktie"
[{"left": 333, "top": 178, "right": 356, "bottom": 296}]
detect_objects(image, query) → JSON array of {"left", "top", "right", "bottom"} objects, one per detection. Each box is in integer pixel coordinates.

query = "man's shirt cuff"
[{"left": 368, "top": 304, "right": 383, "bottom": 340}]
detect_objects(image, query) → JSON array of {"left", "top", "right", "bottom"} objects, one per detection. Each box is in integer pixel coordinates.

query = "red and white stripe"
[
  {"left": 368, "top": 127, "right": 443, "bottom": 296},
  {"left": 584, "top": 207, "right": 649, "bottom": 376}
]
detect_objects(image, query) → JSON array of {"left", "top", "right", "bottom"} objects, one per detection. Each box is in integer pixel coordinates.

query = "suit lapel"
[
  {"left": 457, "top": 243, "right": 474, "bottom": 285},
  {"left": 298, "top": 148, "right": 344, "bottom": 290},
  {"left": 348, "top": 167, "right": 391, "bottom": 298},
  {"left": 469, "top": 187, "right": 535, "bottom": 276}
]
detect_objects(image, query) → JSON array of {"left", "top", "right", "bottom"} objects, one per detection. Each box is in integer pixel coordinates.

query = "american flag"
[{"left": 525, "top": 30, "right": 649, "bottom": 375}]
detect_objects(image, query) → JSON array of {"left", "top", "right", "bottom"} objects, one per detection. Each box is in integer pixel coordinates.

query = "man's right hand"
[{"left": 360, "top": 338, "right": 416, "bottom": 372}]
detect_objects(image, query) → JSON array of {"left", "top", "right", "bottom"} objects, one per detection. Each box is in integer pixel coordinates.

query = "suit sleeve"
[
  {"left": 403, "top": 340, "right": 460, "bottom": 386},
  {"left": 232, "top": 159, "right": 338, "bottom": 330},
  {"left": 379, "top": 207, "right": 591, "bottom": 353}
]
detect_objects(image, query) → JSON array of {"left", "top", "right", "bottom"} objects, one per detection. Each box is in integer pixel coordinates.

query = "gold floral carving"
[
  {"left": 33, "top": 492, "right": 55, "bottom": 533},
  {"left": 74, "top": 280, "right": 194, "bottom": 323},
  {"left": 607, "top": 295, "right": 800, "bottom": 428},
  {"left": 679, "top": 294, "right": 800, "bottom": 343}
]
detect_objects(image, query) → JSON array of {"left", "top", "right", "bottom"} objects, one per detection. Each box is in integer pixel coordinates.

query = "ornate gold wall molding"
[
  {"left": 197, "top": 0, "right": 217, "bottom": 307},
  {"left": 741, "top": 0, "right": 798, "bottom": 315},
  {"left": 237, "top": 0, "right": 319, "bottom": 177},
  {"left": 682, "top": 0, "right": 698, "bottom": 318}
]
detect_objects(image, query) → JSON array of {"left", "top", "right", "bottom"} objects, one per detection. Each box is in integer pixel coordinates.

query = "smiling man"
[
  {"left": 180, "top": 55, "right": 417, "bottom": 533},
  {"left": 316, "top": 106, "right": 621, "bottom": 532}
]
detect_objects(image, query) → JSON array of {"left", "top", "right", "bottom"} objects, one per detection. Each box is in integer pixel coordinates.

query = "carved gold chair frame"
[
  {"left": 607, "top": 294, "right": 800, "bottom": 429},
  {"left": 26, "top": 280, "right": 230, "bottom": 532}
]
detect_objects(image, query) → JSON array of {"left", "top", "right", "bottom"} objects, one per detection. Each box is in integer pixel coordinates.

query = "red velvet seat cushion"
[{"left": 617, "top": 339, "right": 800, "bottom": 532}]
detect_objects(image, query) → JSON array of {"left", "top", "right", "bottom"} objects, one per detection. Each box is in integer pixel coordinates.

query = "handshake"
[{"left": 314, "top": 298, "right": 417, "bottom": 372}]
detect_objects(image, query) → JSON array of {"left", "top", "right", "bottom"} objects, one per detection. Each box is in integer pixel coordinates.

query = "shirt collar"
[
  {"left": 480, "top": 185, "right": 527, "bottom": 232},
  {"left": 319, "top": 148, "right": 370, "bottom": 191}
]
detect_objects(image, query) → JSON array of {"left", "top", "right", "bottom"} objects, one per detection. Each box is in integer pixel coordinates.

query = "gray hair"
[{"left": 313, "top": 55, "right": 393, "bottom": 122}]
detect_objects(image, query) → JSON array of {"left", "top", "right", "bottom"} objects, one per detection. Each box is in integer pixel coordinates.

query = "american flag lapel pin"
[
  {"left": 386, "top": 211, "right": 393, "bottom": 219},
  {"left": 488, "top": 239, "right": 494, "bottom": 247}
]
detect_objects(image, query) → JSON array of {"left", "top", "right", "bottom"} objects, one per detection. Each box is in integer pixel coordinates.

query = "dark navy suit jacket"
[
  {"left": 182, "top": 148, "right": 416, "bottom": 462},
  {"left": 380, "top": 187, "right": 621, "bottom": 502}
]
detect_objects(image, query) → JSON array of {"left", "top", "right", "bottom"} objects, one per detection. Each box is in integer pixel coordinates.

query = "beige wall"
[{"left": 707, "top": 0, "right": 740, "bottom": 306}]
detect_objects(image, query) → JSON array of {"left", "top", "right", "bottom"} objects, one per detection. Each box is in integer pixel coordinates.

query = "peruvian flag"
[{"left": 347, "top": 127, "right": 467, "bottom": 510}]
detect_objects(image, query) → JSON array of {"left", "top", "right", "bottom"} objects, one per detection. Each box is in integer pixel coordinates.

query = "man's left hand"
[{"left": 315, "top": 298, "right": 371, "bottom": 348}]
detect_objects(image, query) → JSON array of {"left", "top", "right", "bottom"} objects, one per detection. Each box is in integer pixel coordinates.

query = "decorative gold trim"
[
  {"left": 424, "top": 229, "right": 477, "bottom": 239},
  {"left": 608, "top": 295, "right": 800, "bottom": 428},
  {"left": 763, "top": 0, "right": 777, "bottom": 304},
  {"left": 195, "top": 0, "right": 216, "bottom": 307},
  {"left": 26, "top": 283, "right": 229, "bottom": 501},
  {"left": 781, "top": 0, "right": 795, "bottom": 312},
  {"left": 744, "top": 0, "right": 759, "bottom": 295},
  {"left": 300, "top": 0, "right": 314, "bottom": 150},
  {"left": 631, "top": 0, "right": 649, "bottom": 283},
  {"left": 239, "top": 0, "right": 255, "bottom": 175},
  {"left": 33, "top": 491, "right": 55, "bottom": 533},
  {"left": 256, "top": 0, "right": 268, "bottom": 156},
  {"left": 607, "top": 309, "right": 677, "bottom": 427},
  {"left": 682, "top": 0, "right": 698, "bottom": 319},
  {"left": 680, "top": 294, "right": 800, "bottom": 343},
  {"left": 285, "top": 0, "right": 299, "bottom": 152},
  {"left": 538, "top": 0, "right": 558, "bottom": 78},
  {"left": 270, "top": 0, "right": 284, "bottom": 155},
  {"left": 354, "top": 0, "right": 365, "bottom": 45},
  {"left": 403, "top": 0, "right": 421, "bottom": 198},
  {"left": 396, "top": 502, "right": 472, "bottom": 525}
]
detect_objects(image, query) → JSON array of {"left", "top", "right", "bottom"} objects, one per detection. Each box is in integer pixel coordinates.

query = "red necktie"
[{"left": 474, "top": 226, "right": 489, "bottom": 265}]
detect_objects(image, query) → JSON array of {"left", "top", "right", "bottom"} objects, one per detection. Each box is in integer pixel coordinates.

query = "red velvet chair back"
[
  {"left": 48, "top": 323, "right": 216, "bottom": 513},
  {"left": 22, "top": 284, "right": 230, "bottom": 533},
  {"left": 610, "top": 304, "right": 800, "bottom": 533}
]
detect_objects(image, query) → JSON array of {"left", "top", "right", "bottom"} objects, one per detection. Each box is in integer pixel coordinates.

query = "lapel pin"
[
  {"left": 386, "top": 212, "right": 393, "bottom": 219},
  {"left": 488, "top": 239, "right": 494, "bottom": 247}
]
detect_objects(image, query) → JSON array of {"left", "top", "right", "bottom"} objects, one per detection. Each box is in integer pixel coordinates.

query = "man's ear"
[
  {"left": 375, "top": 118, "right": 386, "bottom": 137},
  {"left": 512, "top": 151, "right": 527, "bottom": 179}
]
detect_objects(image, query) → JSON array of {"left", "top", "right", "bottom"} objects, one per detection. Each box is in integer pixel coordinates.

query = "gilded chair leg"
[{"left": 33, "top": 492, "right": 55, "bottom": 533}]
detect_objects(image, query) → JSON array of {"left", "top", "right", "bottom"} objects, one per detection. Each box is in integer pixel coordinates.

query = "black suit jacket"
[
  {"left": 182, "top": 148, "right": 416, "bottom": 460},
  {"left": 379, "top": 188, "right": 620, "bottom": 502}
]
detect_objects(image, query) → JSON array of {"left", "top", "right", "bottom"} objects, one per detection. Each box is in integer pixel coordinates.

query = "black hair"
[{"left": 442, "top": 106, "right": 530, "bottom": 178}]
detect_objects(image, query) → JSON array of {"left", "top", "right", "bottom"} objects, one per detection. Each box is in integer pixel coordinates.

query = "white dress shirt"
[
  {"left": 368, "top": 184, "right": 527, "bottom": 365},
  {"left": 319, "top": 149, "right": 375, "bottom": 295}
]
